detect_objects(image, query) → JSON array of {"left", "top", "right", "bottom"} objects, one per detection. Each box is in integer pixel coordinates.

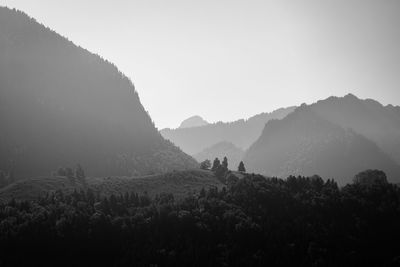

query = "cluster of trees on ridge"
[
  {"left": 200, "top": 157, "right": 246, "bottom": 173},
  {"left": 0, "top": 169, "right": 399, "bottom": 266}
]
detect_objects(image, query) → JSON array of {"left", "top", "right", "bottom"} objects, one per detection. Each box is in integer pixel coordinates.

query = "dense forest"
[{"left": 1, "top": 170, "right": 399, "bottom": 266}]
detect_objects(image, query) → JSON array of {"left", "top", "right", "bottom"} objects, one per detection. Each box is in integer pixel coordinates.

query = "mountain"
[
  {"left": 309, "top": 93, "right": 400, "bottom": 164},
  {"left": 0, "top": 7, "right": 197, "bottom": 179},
  {"left": 0, "top": 169, "right": 223, "bottom": 203},
  {"left": 161, "top": 107, "right": 295, "bottom": 155},
  {"left": 243, "top": 104, "right": 400, "bottom": 185},
  {"left": 179, "top": 115, "right": 209, "bottom": 128},
  {"left": 193, "top": 141, "right": 244, "bottom": 169}
]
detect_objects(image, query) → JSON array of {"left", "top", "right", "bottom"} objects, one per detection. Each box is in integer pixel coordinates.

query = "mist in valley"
[{"left": 1, "top": 1, "right": 400, "bottom": 266}]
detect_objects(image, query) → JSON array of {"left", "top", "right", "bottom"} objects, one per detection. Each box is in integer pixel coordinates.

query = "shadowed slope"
[
  {"left": 0, "top": 7, "right": 197, "bottom": 178},
  {"left": 244, "top": 105, "right": 400, "bottom": 185},
  {"left": 310, "top": 94, "right": 400, "bottom": 164}
]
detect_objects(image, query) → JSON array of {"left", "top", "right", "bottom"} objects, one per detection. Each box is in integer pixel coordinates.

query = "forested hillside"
[
  {"left": 0, "top": 7, "right": 197, "bottom": 179},
  {"left": 310, "top": 94, "right": 400, "bottom": 164},
  {"left": 1, "top": 173, "right": 399, "bottom": 266},
  {"left": 244, "top": 104, "right": 400, "bottom": 185}
]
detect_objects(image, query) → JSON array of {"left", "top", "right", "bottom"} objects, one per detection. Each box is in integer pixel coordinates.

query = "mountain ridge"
[
  {"left": 193, "top": 141, "right": 244, "bottom": 169},
  {"left": 178, "top": 115, "right": 209, "bottom": 129},
  {"left": 160, "top": 106, "right": 296, "bottom": 155},
  {"left": 0, "top": 7, "right": 197, "bottom": 179},
  {"left": 243, "top": 98, "right": 400, "bottom": 184},
  {"left": 307, "top": 93, "right": 400, "bottom": 164}
]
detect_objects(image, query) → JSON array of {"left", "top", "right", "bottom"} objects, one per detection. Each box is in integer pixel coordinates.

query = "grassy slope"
[{"left": 0, "top": 169, "right": 224, "bottom": 203}]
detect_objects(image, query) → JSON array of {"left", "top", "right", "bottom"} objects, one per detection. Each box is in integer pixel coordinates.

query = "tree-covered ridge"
[
  {"left": 1, "top": 173, "right": 399, "bottom": 266},
  {"left": 0, "top": 7, "right": 197, "bottom": 179},
  {"left": 244, "top": 104, "right": 400, "bottom": 184},
  {"left": 310, "top": 94, "right": 400, "bottom": 164}
]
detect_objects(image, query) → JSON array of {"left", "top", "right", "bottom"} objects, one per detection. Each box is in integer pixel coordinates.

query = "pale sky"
[{"left": 2, "top": 0, "right": 400, "bottom": 129}]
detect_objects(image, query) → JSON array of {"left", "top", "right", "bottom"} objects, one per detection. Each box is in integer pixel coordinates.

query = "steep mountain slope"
[
  {"left": 243, "top": 105, "right": 400, "bottom": 185},
  {"left": 0, "top": 7, "right": 197, "bottom": 179},
  {"left": 310, "top": 94, "right": 400, "bottom": 164},
  {"left": 193, "top": 141, "right": 244, "bottom": 169},
  {"left": 161, "top": 107, "right": 295, "bottom": 155},
  {"left": 179, "top": 115, "right": 209, "bottom": 128},
  {"left": 0, "top": 170, "right": 223, "bottom": 203}
]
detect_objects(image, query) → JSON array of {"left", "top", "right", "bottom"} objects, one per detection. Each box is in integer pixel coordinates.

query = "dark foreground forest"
[{"left": 1, "top": 173, "right": 399, "bottom": 266}]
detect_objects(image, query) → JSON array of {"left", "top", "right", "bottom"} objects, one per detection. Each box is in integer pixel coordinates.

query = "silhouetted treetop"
[{"left": 353, "top": 169, "right": 388, "bottom": 185}]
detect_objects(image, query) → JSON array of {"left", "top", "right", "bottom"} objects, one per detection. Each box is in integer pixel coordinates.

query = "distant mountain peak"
[
  {"left": 344, "top": 93, "right": 359, "bottom": 99},
  {"left": 160, "top": 107, "right": 296, "bottom": 155},
  {"left": 179, "top": 116, "right": 209, "bottom": 129}
]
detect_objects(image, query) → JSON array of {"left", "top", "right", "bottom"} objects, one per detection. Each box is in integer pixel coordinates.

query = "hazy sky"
[{"left": 2, "top": 0, "right": 400, "bottom": 129}]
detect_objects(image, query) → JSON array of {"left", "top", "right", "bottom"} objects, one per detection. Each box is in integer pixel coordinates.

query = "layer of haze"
[{"left": 2, "top": 0, "right": 400, "bottom": 129}]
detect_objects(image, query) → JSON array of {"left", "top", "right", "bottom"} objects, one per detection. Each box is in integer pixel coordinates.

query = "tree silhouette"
[
  {"left": 211, "top": 158, "right": 221, "bottom": 171},
  {"left": 353, "top": 169, "right": 387, "bottom": 185},
  {"left": 200, "top": 159, "right": 211, "bottom": 170},
  {"left": 222, "top": 156, "right": 228, "bottom": 169},
  {"left": 238, "top": 161, "right": 246, "bottom": 172}
]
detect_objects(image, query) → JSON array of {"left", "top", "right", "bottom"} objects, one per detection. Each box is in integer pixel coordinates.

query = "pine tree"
[
  {"left": 222, "top": 157, "right": 228, "bottom": 169},
  {"left": 211, "top": 158, "right": 221, "bottom": 171},
  {"left": 238, "top": 161, "right": 246, "bottom": 172}
]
